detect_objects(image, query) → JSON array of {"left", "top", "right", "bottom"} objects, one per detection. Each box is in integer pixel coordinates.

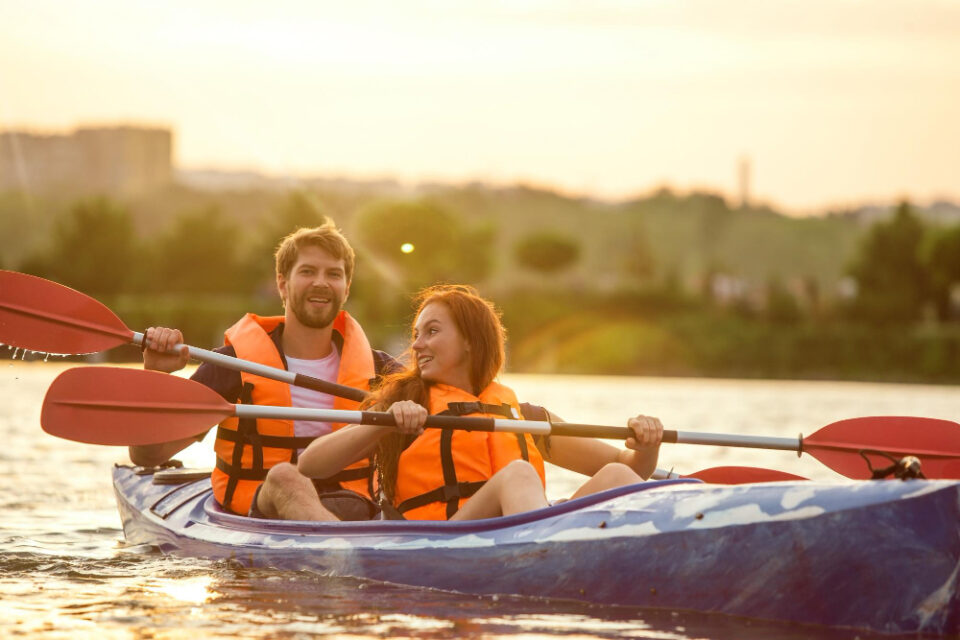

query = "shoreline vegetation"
[{"left": 2, "top": 182, "right": 959, "bottom": 384}]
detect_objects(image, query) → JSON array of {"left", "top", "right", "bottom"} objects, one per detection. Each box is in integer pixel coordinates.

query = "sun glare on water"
[{"left": 148, "top": 576, "right": 216, "bottom": 605}]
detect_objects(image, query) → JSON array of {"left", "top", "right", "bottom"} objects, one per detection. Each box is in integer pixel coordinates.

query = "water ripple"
[{"left": 2, "top": 363, "right": 945, "bottom": 639}]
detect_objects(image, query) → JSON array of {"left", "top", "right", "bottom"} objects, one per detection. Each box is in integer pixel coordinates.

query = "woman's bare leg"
[
  {"left": 568, "top": 462, "right": 643, "bottom": 501},
  {"left": 450, "top": 460, "right": 548, "bottom": 521}
]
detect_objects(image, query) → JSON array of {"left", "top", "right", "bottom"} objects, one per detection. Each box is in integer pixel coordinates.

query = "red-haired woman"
[{"left": 298, "top": 285, "right": 663, "bottom": 521}]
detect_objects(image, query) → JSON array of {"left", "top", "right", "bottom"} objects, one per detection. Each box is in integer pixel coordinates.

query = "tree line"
[
  {"left": 13, "top": 192, "right": 960, "bottom": 325},
  {"left": 7, "top": 188, "right": 960, "bottom": 380}
]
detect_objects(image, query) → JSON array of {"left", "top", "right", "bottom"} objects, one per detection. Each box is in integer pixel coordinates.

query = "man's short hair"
[{"left": 274, "top": 222, "right": 356, "bottom": 283}]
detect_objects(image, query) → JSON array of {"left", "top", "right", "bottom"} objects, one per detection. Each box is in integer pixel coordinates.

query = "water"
[{"left": 2, "top": 362, "right": 957, "bottom": 638}]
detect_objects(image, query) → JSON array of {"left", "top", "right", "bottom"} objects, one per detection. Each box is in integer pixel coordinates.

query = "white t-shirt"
[{"left": 285, "top": 346, "right": 341, "bottom": 442}]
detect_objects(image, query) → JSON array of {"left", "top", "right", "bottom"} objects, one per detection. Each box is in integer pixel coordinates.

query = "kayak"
[{"left": 113, "top": 465, "right": 960, "bottom": 635}]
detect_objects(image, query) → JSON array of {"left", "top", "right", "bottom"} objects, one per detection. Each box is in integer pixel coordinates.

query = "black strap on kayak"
[{"left": 860, "top": 450, "right": 926, "bottom": 480}]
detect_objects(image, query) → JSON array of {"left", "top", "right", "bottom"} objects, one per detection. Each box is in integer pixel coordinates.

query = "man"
[{"left": 129, "top": 223, "right": 398, "bottom": 522}]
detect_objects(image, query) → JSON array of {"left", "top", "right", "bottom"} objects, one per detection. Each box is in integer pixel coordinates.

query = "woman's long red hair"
[{"left": 365, "top": 284, "right": 506, "bottom": 501}]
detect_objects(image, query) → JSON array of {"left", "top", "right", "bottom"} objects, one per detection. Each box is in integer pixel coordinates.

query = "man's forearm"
[
  {"left": 298, "top": 424, "right": 390, "bottom": 479},
  {"left": 128, "top": 435, "right": 201, "bottom": 467}
]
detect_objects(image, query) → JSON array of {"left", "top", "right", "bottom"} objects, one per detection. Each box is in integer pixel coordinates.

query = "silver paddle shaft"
[
  {"left": 670, "top": 430, "right": 801, "bottom": 453},
  {"left": 132, "top": 331, "right": 367, "bottom": 402},
  {"left": 232, "top": 404, "right": 554, "bottom": 434}
]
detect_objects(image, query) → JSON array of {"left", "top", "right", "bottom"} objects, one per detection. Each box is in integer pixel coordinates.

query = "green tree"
[
  {"left": 848, "top": 202, "right": 928, "bottom": 324},
  {"left": 619, "top": 222, "right": 656, "bottom": 285},
  {"left": 356, "top": 199, "right": 494, "bottom": 287},
  {"left": 21, "top": 197, "right": 139, "bottom": 295},
  {"left": 765, "top": 277, "right": 802, "bottom": 324},
  {"left": 923, "top": 223, "right": 960, "bottom": 321},
  {"left": 152, "top": 206, "right": 245, "bottom": 294},
  {"left": 514, "top": 231, "right": 580, "bottom": 275}
]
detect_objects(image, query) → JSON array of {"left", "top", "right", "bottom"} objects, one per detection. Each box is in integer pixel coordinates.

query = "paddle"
[
  {"left": 43, "top": 367, "right": 805, "bottom": 485},
  {"left": 0, "top": 270, "right": 366, "bottom": 402},
  {"left": 655, "top": 466, "right": 809, "bottom": 484},
  {"left": 41, "top": 367, "right": 960, "bottom": 480}
]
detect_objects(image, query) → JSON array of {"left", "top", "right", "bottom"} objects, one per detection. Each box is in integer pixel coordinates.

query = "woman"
[{"left": 298, "top": 285, "right": 663, "bottom": 521}]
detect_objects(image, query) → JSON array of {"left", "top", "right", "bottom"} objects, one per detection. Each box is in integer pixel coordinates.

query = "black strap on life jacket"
[
  {"left": 221, "top": 382, "right": 257, "bottom": 508},
  {"left": 519, "top": 402, "right": 551, "bottom": 454},
  {"left": 439, "top": 401, "right": 532, "bottom": 466},
  {"left": 394, "top": 401, "right": 531, "bottom": 519},
  {"left": 440, "top": 401, "right": 515, "bottom": 419},
  {"left": 216, "top": 427, "right": 317, "bottom": 451},
  {"left": 215, "top": 457, "right": 374, "bottom": 483},
  {"left": 394, "top": 428, "right": 486, "bottom": 518},
  {"left": 218, "top": 381, "right": 374, "bottom": 505}
]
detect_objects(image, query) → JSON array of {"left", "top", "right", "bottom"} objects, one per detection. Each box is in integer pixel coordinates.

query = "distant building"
[
  {"left": 738, "top": 156, "right": 751, "bottom": 209},
  {"left": 710, "top": 272, "right": 749, "bottom": 305},
  {"left": 0, "top": 125, "right": 173, "bottom": 196}
]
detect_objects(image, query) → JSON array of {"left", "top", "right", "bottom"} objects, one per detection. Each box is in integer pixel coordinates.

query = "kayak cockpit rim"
[{"left": 200, "top": 477, "right": 703, "bottom": 535}]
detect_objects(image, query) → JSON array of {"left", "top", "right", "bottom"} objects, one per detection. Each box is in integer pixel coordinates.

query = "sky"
[{"left": 1, "top": 0, "right": 959, "bottom": 213}]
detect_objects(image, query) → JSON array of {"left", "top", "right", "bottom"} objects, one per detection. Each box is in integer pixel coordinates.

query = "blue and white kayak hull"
[{"left": 113, "top": 465, "right": 960, "bottom": 635}]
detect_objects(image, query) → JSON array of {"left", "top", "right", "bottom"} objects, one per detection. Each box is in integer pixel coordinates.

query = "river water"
[{"left": 2, "top": 361, "right": 957, "bottom": 639}]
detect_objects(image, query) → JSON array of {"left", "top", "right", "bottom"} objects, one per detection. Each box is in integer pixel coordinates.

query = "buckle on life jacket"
[{"left": 443, "top": 401, "right": 515, "bottom": 419}]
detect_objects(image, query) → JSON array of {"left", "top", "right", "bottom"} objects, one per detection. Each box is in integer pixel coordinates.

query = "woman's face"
[{"left": 412, "top": 302, "right": 472, "bottom": 391}]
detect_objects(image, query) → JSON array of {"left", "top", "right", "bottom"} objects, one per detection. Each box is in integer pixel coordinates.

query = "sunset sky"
[{"left": 1, "top": 0, "right": 958, "bottom": 213}]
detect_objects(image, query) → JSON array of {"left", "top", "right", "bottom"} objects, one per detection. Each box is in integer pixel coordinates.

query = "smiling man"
[{"left": 129, "top": 223, "right": 399, "bottom": 522}]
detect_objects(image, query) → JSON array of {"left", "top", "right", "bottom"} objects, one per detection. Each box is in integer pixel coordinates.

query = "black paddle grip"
[{"left": 296, "top": 374, "right": 369, "bottom": 402}]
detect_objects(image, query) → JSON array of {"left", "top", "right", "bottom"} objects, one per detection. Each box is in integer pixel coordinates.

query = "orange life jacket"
[
  {"left": 391, "top": 381, "right": 546, "bottom": 521},
  {"left": 212, "top": 312, "right": 375, "bottom": 515}
]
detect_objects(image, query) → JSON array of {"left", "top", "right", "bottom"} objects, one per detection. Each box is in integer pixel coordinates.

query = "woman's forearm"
[
  {"left": 298, "top": 424, "right": 392, "bottom": 479},
  {"left": 538, "top": 434, "right": 621, "bottom": 475},
  {"left": 617, "top": 445, "right": 660, "bottom": 480},
  {"left": 537, "top": 432, "right": 660, "bottom": 480}
]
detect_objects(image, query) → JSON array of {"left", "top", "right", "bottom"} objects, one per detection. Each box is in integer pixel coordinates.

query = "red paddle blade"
[
  {"left": 0, "top": 270, "right": 133, "bottom": 355},
  {"left": 685, "top": 466, "right": 808, "bottom": 484},
  {"left": 805, "top": 416, "right": 960, "bottom": 480},
  {"left": 41, "top": 367, "right": 233, "bottom": 446}
]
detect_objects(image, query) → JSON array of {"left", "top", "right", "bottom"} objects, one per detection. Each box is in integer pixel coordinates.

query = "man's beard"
[{"left": 288, "top": 287, "right": 343, "bottom": 329}]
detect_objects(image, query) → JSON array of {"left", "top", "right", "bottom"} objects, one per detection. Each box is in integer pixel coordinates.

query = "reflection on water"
[
  {"left": 147, "top": 574, "right": 216, "bottom": 605},
  {"left": 1, "top": 362, "right": 956, "bottom": 638}
]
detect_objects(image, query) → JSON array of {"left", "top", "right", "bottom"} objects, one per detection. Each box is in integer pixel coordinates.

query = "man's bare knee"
[
  {"left": 264, "top": 462, "right": 312, "bottom": 492},
  {"left": 260, "top": 463, "right": 314, "bottom": 513}
]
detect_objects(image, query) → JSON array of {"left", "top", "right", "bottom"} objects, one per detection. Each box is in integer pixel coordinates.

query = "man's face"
[{"left": 277, "top": 245, "right": 350, "bottom": 329}]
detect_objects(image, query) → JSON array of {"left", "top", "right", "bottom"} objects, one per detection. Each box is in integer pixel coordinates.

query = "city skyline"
[{"left": 2, "top": 0, "right": 958, "bottom": 213}]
